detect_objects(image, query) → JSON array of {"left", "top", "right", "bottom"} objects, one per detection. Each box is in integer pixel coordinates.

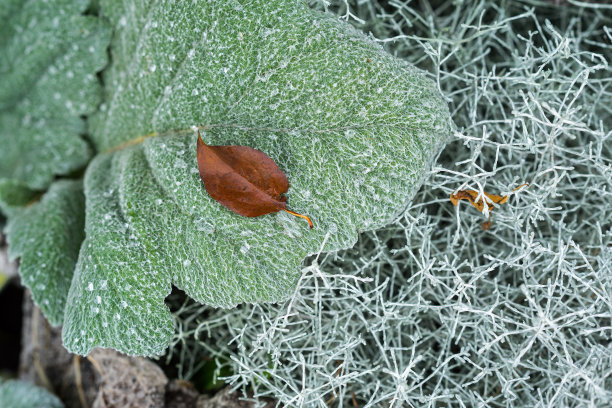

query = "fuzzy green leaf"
[
  {"left": 63, "top": 0, "right": 453, "bottom": 356},
  {"left": 0, "top": 179, "right": 39, "bottom": 218},
  {"left": 0, "top": 380, "right": 64, "bottom": 408},
  {"left": 5, "top": 180, "right": 85, "bottom": 325},
  {"left": 0, "top": 0, "right": 110, "bottom": 190}
]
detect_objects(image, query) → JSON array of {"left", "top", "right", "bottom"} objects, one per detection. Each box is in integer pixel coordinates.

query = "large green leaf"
[
  {"left": 5, "top": 180, "right": 85, "bottom": 325},
  {"left": 0, "top": 0, "right": 110, "bottom": 190},
  {"left": 63, "top": 0, "right": 453, "bottom": 356}
]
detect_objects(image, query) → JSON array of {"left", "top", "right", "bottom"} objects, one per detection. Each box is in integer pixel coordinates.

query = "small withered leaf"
[
  {"left": 449, "top": 190, "right": 508, "bottom": 213},
  {"left": 196, "top": 131, "right": 313, "bottom": 228},
  {"left": 450, "top": 183, "right": 529, "bottom": 228}
]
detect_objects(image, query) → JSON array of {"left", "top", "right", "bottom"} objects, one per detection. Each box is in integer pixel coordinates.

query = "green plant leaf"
[
  {"left": 0, "top": 179, "right": 39, "bottom": 218},
  {"left": 63, "top": 0, "right": 453, "bottom": 356},
  {"left": 5, "top": 180, "right": 85, "bottom": 325},
  {"left": 0, "top": 0, "right": 110, "bottom": 190},
  {"left": 0, "top": 380, "right": 64, "bottom": 408}
]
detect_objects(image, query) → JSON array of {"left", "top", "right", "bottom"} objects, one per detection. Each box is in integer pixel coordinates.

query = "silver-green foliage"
[
  {"left": 0, "top": 0, "right": 110, "bottom": 189},
  {"left": 0, "top": 380, "right": 64, "bottom": 408},
  {"left": 61, "top": 0, "right": 452, "bottom": 356}
]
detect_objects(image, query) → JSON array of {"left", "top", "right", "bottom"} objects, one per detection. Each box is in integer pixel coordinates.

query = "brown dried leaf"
[
  {"left": 449, "top": 190, "right": 508, "bottom": 212},
  {"left": 450, "top": 183, "right": 529, "bottom": 228},
  {"left": 196, "top": 131, "right": 313, "bottom": 228},
  {"left": 450, "top": 183, "right": 528, "bottom": 212}
]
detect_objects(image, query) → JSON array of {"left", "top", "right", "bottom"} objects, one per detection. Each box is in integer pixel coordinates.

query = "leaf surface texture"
[{"left": 5, "top": 180, "right": 85, "bottom": 325}]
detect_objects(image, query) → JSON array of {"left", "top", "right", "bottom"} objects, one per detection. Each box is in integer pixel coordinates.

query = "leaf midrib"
[{"left": 102, "top": 122, "right": 420, "bottom": 154}]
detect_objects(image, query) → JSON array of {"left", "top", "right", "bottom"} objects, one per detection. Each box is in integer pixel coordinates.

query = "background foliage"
[
  {"left": 0, "top": 380, "right": 64, "bottom": 408},
  {"left": 0, "top": 0, "right": 109, "bottom": 189}
]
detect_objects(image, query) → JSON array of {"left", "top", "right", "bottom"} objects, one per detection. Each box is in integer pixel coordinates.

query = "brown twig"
[
  {"left": 351, "top": 390, "right": 359, "bottom": 408},
  {"left": 86, "top": 355, "right": 108, "bottom": 408},
  {"left": 86, "top": 354, "right": 104, "bottom": 376},
  {"left": 73, "top": 355, "right": 89, "bottom": 408},
  {"left": 31, "top": 307, "right": 53, "bottom": 391}
]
